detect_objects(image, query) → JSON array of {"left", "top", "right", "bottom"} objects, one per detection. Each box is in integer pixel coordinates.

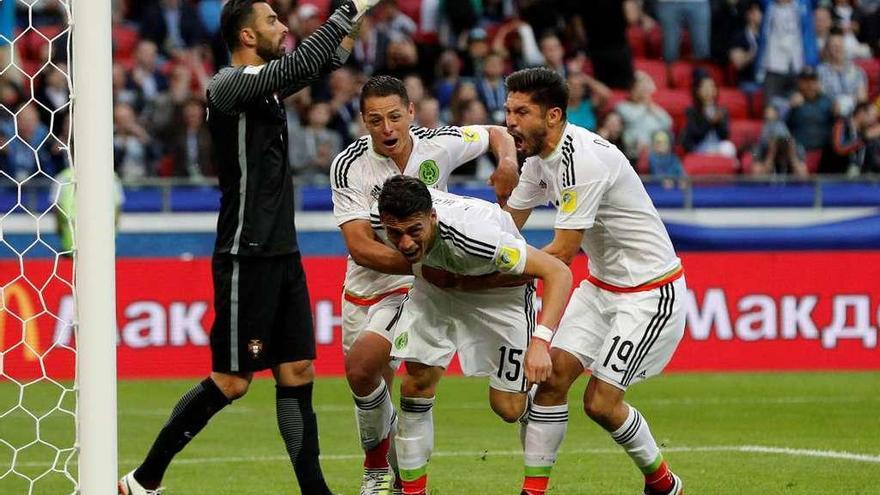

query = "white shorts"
[
  {"left": 341, "top": 292, "right": 409, "bottom": 354},
  {"left": 390, "top": 279, "right": 536, "bottom": 393},
  {"left": 551, "top": 277, "right": 686, "bottom": 390}
]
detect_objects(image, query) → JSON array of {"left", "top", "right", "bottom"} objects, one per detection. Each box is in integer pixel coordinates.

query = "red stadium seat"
[
  {"left": 718, "top": 88, "right": 749, "bottom": 119},
  {"left": 805, "top": 149, "right": 822, "bottom": 174},
  {"left": 112, "top": 24, "right": 140, "bottom": 61},
  {"left": 854, "top": 58, "right": 879, "bottom": 98},
  {"left": 627, "top": 26, "right": 647, "bottom": 59},
  {"left": 670, "top": 61, "right": 726, "bottom": 90},
  {"left": 605, "top": 89, "right": 629, "bottom": 114},
  {"left": 729, "top": 119, "right": 763, "bottom": 152},
  {"left": 683, "top": 153, "right": 738, "bottom": 175},
  {"left": 653, "top": 89, "right": 691, "bottom": 133},
  {"left": 634, "top": 58, "right": 668, "bottom": 88}
]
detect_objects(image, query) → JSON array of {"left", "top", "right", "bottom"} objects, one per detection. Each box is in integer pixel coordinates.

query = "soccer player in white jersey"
[
  {"left": 504, "top": 68, "right": 686, "bottom": 495},
  {"left": 329, "top": 75, "right": 519, "bottom": 494},
  {"left": 374, "top": 175, "right": 572, "bottom": 495}
]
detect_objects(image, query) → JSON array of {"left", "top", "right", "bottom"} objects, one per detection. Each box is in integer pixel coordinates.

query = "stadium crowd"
[{"left": 1, "top": 0, "right": 879, "bottom": 185}]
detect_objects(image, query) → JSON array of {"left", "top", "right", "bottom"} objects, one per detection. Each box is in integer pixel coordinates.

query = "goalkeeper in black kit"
[{"left": 119, "top": 0, "right": 379, "bottom": 493}]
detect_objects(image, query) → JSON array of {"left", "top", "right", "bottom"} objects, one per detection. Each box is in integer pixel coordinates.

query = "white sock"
[
  {"left": 387, "top": 412, "right": 400, "bottom": 477},
  {"left": 523, "top": 403, "right": 568, "bottom": 477},
  {"left": 353, "top": 381, "right": 394, "bottom": 451},
  {"left": 396, "top": 396, "right": 434, "bottom": 479},
  {"left": 610, "top": 405, "right": 662, "bottom": 470}
]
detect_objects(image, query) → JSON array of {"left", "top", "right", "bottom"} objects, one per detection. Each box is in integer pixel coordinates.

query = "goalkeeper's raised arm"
[{"left": 207, "top": 0, "right": 377, "bottom": 115}]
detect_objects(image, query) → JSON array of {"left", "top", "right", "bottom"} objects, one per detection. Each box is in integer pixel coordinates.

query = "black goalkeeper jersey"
[{"left": 206, "top": 10, "right": 352, "bottom": 256}]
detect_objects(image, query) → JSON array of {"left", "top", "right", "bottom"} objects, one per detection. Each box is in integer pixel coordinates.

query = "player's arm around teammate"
[{"left": 482, "top": 125, "right": 520, "bottom": 206}]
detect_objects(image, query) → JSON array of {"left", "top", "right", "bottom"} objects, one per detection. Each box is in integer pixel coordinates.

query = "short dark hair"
[
  {"left": 505, "top": 67, "right": 568, "bottom": 118},
  {"left": 378, "top": 176, "right": 432, "bottom": 219},
  {"left": 221, "top": 0, "right": 262, "bottom": 52},
  {"left": 360, "top": 75, "right": 410, "bottom": 111},
  {"left": 854, "top": 101, "right": 873, "bottom": 116}
]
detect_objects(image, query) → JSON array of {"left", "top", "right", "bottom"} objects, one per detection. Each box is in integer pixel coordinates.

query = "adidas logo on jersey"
[
  {"left": 370, "top": 185, "right": 382, "bottom": 200},
  {"left": 539, "top": 180, "right": 548, "bottom": 190}
]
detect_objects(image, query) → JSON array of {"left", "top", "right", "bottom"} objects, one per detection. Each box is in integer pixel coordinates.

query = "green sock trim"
[
  {"left": 400, "top": 465, "right": 428, "bottom": 481},
  {"left": 524, "top": 465, "right": 553, "bottom": 478},
  {"left": 640, "top": 453, "right": 665, "bottom": 475}
]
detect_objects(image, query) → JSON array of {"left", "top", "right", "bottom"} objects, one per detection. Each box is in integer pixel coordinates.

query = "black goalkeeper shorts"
[{"left": 209, "top": 252, "right": 316, "bottom": 373}]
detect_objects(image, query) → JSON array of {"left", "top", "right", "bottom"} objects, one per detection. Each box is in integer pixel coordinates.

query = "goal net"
[{"left": 1, "top": 1, "right": 116, "bottom": 493}]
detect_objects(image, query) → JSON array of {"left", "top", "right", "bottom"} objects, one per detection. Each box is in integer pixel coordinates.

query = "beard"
[
  {"left": 521, "top": 127, "right": 547, "bottom": 157},
  {"left": 255, "top": 34, "right": 284, "bottom": 62}
]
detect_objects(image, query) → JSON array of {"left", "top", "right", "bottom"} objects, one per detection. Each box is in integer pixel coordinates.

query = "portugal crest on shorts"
[
  {"left": 248, "top": 339, "right": 263, "bottom": 359},
  {"left": 394, "top": 331, "right": 409, "bottom": 351},
  {"left": 418, "top": 160, "right": 440, "bottom": 185}
]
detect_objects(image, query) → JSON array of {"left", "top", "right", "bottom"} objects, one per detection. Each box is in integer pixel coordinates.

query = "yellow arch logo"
[{"left": 0, "top": 283, "right": 42, "bottom": 362}]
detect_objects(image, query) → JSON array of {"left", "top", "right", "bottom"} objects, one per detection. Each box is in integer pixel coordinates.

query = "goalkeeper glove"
[{"left": 337, "top": 0, "right": 380, "bottom": 22}]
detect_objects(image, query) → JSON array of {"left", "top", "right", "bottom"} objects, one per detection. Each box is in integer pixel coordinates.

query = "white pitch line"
[
  {"left": 10, "top": 445, "right": 880, "bottom": 469},
  {"left": 117, "top": 395, "right": 880, "bottom": 417}
]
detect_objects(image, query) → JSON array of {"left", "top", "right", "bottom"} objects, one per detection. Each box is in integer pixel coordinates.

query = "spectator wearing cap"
[
  {"left": 755, "top": 0, "right": 819, "bottom": 102},
  {"left": 817, "top": 28, "right": 869, "bottom": 114},
  {"left": 655, "top": 0, "right": 711, "bottom": 62},
  {"left": 787, "top": 67, "right": 834, "bottom": 154},
  {"left": 461, "top": 27, "right": 490, "bottom": 78}
]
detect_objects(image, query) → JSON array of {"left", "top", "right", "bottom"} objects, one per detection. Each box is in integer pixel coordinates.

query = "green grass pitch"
[{"left": 1, "top": 372, "right": 879, "bottom": 493}]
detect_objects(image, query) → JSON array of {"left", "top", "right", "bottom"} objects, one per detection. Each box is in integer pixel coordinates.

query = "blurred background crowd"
[{"left": 1, "top": 0, "right": 879, "bottom": 187}]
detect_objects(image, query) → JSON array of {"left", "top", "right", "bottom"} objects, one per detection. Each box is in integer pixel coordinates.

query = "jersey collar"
[
  {"left": 366, "top": 127, "right": 421, "bottom": 163},
  {"left": 541, "top": 122, "right": 571, "bottom": 162}
]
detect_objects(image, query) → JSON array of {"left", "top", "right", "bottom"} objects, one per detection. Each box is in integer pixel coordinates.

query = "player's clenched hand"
[
  {"left": 488, "top": 157, "right": 519, "bottom": 207},
  {"left": 524, "top": 338, "right": 552, "bottom": 384},
  {"left": 420, "top": 265, "right": 459, "bottom": 289}
]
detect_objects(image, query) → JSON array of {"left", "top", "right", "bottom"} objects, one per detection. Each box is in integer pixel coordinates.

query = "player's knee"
[
  {"left": 492, "top": 401, "right": 525, "bottom": 423},
  {"left": 345, "top": 354, "right": 383, "bottom": 392},
  {"left": 582, "top": 394, "right": 616, "bottom": 425},
  {"left": 211, "top": 373, "right": 252, "bottom": 400},
  {"left": 400, "top": 374, "right": 435, "bottom": 397}
]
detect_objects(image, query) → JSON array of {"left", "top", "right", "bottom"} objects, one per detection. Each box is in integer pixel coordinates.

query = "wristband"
[
  {"left": 411, "top": 263, "right": 423, "bottom": 278},
  {"left": 532, "top": 324, "right": 554, "bottom": 343}
]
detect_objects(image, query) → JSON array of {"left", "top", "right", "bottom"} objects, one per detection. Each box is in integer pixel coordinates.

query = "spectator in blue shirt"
[
  {"left": 1, "top": 105, "right": 59, "bottom": 181},
  {"left": 786, "top": 67, "right": 834, "bottom": 152}
]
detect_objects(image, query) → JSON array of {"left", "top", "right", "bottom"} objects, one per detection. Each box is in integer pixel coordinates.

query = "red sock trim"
[
  {"left": 522, "top": 475, "right": 550, "bottom": 494},
  {"left": 402, "top": 474, "right": 427, "bottom": 494},
  {"left": 645, "top": 461, "right": 673, "bottom": 492},
  {"left": 363, "top": 436, "right": 391, "bottom": 469}
]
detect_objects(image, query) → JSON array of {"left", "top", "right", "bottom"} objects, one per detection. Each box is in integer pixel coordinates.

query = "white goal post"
[{"left": 71, "top": 0, "right": 118, "bottom": 492}]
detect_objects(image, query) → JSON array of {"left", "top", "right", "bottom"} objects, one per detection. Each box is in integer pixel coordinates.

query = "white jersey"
[
  {"left": 508, "top": 123, "right": 679, "bottom": 287},
  {"left": 372, "top": 189, "right": 529, "bottom": 277},
  {"left": 331, "top": 125, "right": 491, "bottom": 300}
]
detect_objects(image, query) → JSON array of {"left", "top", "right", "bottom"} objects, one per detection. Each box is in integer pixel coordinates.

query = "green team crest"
[
  {"left": 418, "top": 160, "right": 440, "bottom": 185},
  {"left": 394, "top": 331, "right": 409, "bottom": 350}
]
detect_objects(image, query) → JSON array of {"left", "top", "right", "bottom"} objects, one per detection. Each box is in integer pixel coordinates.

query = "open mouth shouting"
[{"left": 382, "top": 137, "right": 400, "bottom": 151}]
